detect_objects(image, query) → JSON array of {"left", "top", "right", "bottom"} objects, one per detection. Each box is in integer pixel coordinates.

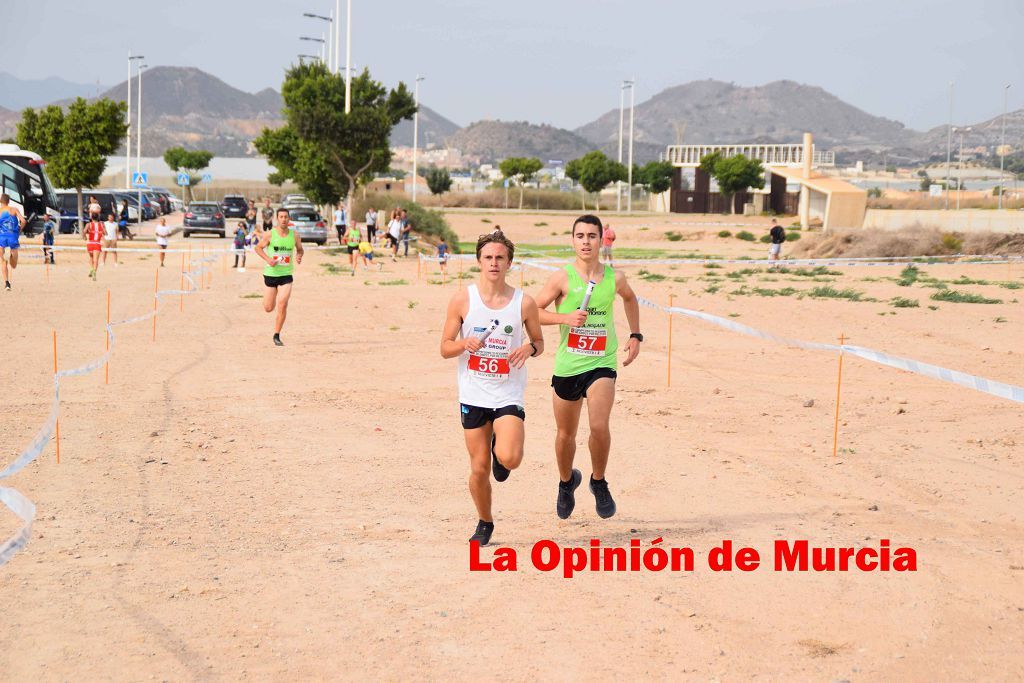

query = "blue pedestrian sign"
[
  {"left": 176, "top": 172, "right": 191, "bottom": 186},
  {"left": 201, "top": 173, "right": 213, "bottom": 183},
  {"left": 503, "top": 179, "right": 510, "bottom": 188},
  {"left": 132, "top": 172, "right": 148, "bottom": 187}
]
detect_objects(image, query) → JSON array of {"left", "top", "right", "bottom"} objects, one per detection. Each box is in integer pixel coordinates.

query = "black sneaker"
[
  {"left": 556, "top": 469, "right": 582, "bottom": 519},
  {"left": 589, "top": 476, "right": 617, "bottom": 519},
  {"left": 4, "top": 281, "right": 10, "bottom": 291},
  {"left": 273, "top": 334, "right": 284, "bottom": 347},
  {"left": 491, "top": 434, "right": 510, "bottom": 482},
  {"left": 469, "top": 519, "right": 494, "bottom": 546}
]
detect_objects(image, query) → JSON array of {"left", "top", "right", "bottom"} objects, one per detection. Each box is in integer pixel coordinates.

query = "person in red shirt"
[
  {"left": 83, "top": 219, "right": 104, "bottom": 280},
  {"left": 601, "top": 222, "right": 617, "bottom": 264}
]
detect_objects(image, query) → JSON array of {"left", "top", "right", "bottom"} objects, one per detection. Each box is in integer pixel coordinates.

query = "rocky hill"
[
  {"left": 0, "top": 72, "right": 108, "bottom": 111},
  {"left": 575, "top": 79, "right": 919, "bottom": 157},
  {"left": 390, "top": 105, "right": 461, "bottom": 149},
  {"left": 447, "top": 120, "right": 596, "bottom": 163},
  {"left": 914, "top": 109, "right": 1024, "bottom": 162}
]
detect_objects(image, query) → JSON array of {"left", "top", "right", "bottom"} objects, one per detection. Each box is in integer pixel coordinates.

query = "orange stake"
[
  {"left": 152, "top": 268, "right": 159, "bottom": 342},
  {"left": 179, "top": 252, "right": 185, "bottom": 312},
  {"left": 105, "top": 288, "right": 111, "bottom": 385},
  {"left": 832, "top": 333, "right": 846, "bottom": 458},
  {"left": 53, "top": 330, "right": 60, "bottom": 464},
  {"left": 667, "top": 294, "right": 674, "bottom": 387}
]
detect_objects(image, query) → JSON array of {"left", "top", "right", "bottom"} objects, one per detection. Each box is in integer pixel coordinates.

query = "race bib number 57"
[
  {"left": 469, "top": 354, "right": 510, "bottom": 378},
  {"left": 567, "top": 327, "right": 607, "bottom": 356}
]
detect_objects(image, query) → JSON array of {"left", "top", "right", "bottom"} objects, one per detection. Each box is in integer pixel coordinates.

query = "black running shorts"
[
  {"left": 551, "top": 368, "right": 617, "bottom": 402},
  {"left": 460, "top": 404, "right": 525, "bottom": 430},
  {"left": 264, "top": 274, "right": 294, "bottom": 288}
]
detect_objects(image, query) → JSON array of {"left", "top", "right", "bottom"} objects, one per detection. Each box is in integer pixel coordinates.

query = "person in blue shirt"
[
  {"left": 437, "top": 236, "right": 449, "bottom": 276},
  {"left": 0, "top": 194, "right": 26, "bottom": 291},
  {"left": 42, "top": 215, "right": 56, "bottom": 264}
]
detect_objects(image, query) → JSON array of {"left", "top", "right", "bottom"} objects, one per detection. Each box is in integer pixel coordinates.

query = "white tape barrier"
[
  {"left": 0, "top": 255, "right": 219, "bottom": 568},
  {"left": 510, "top": 258, "right": 1024, "bottom": 404}
]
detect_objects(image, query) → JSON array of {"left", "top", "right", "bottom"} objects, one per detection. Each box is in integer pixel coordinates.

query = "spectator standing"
[
  {"left": 102, "top": 213, "right": 119, "bottom": 266},
  {"left": 768, "top": 219, "right": 786, "bottom": 269},
  {"left": 233, "top": 221, "right": 248, "bottom": 270},
  {"left": 42, "top": 214, "right": 56, "bottom": 264},
  {"left": 155, "top": 217, "right": 171, "bottom": 267},
  {"left": 334, "top": 203, "right": 347, "bottom": 244},
  {"left": 365, "top": 206, "right": 377, "bottom": 245},
  {"left": 601, "top": 221, "right": 616, "bottom": 264}
]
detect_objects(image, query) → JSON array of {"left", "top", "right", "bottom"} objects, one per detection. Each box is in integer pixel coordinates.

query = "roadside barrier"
[{"left": 0, "top": 254, "right": 219, "bottom": 567}]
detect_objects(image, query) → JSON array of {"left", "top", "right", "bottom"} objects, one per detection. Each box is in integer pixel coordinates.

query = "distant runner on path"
[
  {"left": 255, "top": 207, "right": 303, "bottom": 346},
  {"left": 0, "top": 194, "right": 26, "bottom": 291},
  {"left": 534, "top": 214, "right": 642, "bottom": 521},
  {"left": 768, "top": 219, "right": 786, "bottom": 269},
  {"left": 440, "top": 229, "right": 544, "bottom": 547}
]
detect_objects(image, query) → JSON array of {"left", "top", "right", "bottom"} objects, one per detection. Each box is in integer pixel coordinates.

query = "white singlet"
[{"left": 457, "top": 285, "right": 527, "bottom": 409}]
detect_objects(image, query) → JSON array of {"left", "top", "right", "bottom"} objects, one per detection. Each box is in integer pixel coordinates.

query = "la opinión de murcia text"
[{"left": 470, "top": 538, "right": 918, "bottom": 577}]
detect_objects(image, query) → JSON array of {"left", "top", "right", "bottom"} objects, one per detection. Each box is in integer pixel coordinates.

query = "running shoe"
[
  {"left": 556, "top": 469, "right": 582, "bottom": 519},
  {"left": 273, "top": 333, "right": 284, "bottom": 347},
  {"left": 589, "top": 476, "right": 617, "bottom": 519},
  {"left": 469, "top": 519, "right": 494, "bottom": 546},
  {"left": 4, "top": 281, "right": 10, "bottom": 291},
  {"left": 491, "top": 434, "right": 510, "bottom": 482}
]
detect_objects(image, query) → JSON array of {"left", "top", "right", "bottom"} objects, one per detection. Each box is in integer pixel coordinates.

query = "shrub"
[
  {"left": 930, "top": 289, "right": 1002, "bottom": 304},
  {"left": 736, "top": 230, "right": 756, "bottom": 241},
  {"left": 717, "top": 230, "right": 732, "bottom": 238},
  {"left": 890, "top": 297, "right": 920, "bottom": 308},
  {"left": 897, "top": 265, "right": 920, "bottom": 287},
  {"left": 665, "top": 230, "right": 683, "bottom": 242},
  {"left": 806, "top": 286, "right": 864, "bottom": 301},
  {"left": 759, "top": 234, "right": 772, "bottom": 243},
  {"left": 785, "top": 231, "right": 801, "bottom": 241},
  {"left": 867, "top": 187, "right": 884, "bottom": 198},
  {"left": 940, "top": 232, "right": 963, "bottom": 252}
]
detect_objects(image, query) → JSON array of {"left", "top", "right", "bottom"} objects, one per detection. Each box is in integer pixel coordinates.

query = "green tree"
[
  {"left": 498, "top": 157, "right": 543, "bottom": 209},
  {"left": 636, "top": 160, "right": 674, "bottom": 194},
  {"left": 565, "top": 151, "right": 626, "bottom": 210},
  {"left": 700, "top": 152, "right": 764, "bottom": 214},
  {"left": 163, "top": 147, "right": 214, "bottom": 204},
  {"left": 17, "top": 98, "right": 127, "bottom": 230},
  {"left": 425, "top": 167, "right": 453, "bottom": 198},
  {"left": 255, "top": 61, "right": 416, "bottom": 215}
]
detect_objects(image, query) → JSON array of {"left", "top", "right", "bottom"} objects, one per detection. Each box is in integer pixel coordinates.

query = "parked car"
[
  {"left": 288, "top": 207, "right": 329, "bottom": 245},
  {"left": 153, "top": 188, "right": 184, "bottom": 212},
  {"left": 282, "top": 194, "right": 311, "bottom": 208},
  {"left": 221, "top": 194, "right": 248, "bottom": 218},
  {"left": 110, "top": 192, "right": 144, "bottom": 223},
  {"left": 183, "top": 202, "right": 225, "bottom": 237},
  {"left": 55, "top": 190, "right": 121, "bottom": 233}
]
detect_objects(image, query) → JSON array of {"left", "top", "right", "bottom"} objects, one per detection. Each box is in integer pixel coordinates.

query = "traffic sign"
[
  {"left": 176, "top": 172, "right": 190, "bottom": 186},
  {"left": 929, "top": 184, "right": 942, "bottom": 197},
  {"left": 201, "top": 173, "right": 213, "bottom": 183},
  {"left": 503, "top": 179, "right": 510, "bottom": 188},
  {"left": 132, "top": 172, "right": 148, "bottom": 187}
]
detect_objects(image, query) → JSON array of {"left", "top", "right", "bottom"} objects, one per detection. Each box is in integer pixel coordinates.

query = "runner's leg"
[
  {"left": 553, "top": 392, "right": 584, "bottom": 481},
  {"left": 492, "top": 413, "right": 524, "bottom": 471},
  {"left": 263, "top": 283, "right": 277, "bottom": 313},
  {"left": 274, "top": 282, "right": 293, "bottom": 334},
  {"left": 1, "top": 247, "right": 9, "bottom": 283},
  {"left": 584, "top": 377, "right": 615, "bottom": 479},
  {"left": 464, "top": 424, "right": 493, "bottom": 522}
]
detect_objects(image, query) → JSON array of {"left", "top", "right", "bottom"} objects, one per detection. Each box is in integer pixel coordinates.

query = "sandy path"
[{"left": 2, "top": 214, "right": 1022, "bottom": 680}]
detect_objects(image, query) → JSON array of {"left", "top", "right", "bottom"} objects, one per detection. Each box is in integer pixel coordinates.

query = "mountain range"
[
  {"left": 0, "top": 72, "right": 108, "bottom": 110},
  {"left": 1, "top": 68, "right": 1019, "bottom": 165}
]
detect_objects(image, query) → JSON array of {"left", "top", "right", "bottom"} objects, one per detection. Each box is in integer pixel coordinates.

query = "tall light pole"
[
  {"left": 617, "top": 81, "right": 627, "bottom": 212},
  {"left": 412, "top": 75, "right": 424, "bottom": 201},
  {"left": 945, "top": 81, "right": 954, "bottom": 210},
  {"left": 956, "top": 126, "right": 971, "bottom": 210},
  {"left": 300, "top": 36, "right": 326, "bottom": 64},
  {"left": 335, "top": 0, "right": 341, "bottom": 75},
  {"left": 126, "top": 53, "right": 144, "bottom": 189},
  {"left": 999, "top": 84, "right": 1011, "bottom": 210},
  {"left": 137, "top": 64, "right": 147, "bottom": 217},
  {"left": 303, "top": 12, "right": 334, "bottom": 71},
  {"left": 626, "top": 77, "right": 636, "bottom": 213},
  {"left": 344, "top": 0, "right": 352, "bottom": 113}
]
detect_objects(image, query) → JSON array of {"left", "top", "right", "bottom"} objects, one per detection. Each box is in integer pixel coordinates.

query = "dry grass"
[
  {"left": 795, "top": 226, "right": 1024, "bottom": 259},
  {"left": 797, "top": 639, "right": 849, "bottom": 658}
]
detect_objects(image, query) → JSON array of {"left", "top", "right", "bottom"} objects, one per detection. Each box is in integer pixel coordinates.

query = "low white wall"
[{"left": 864, "top": 209, "right": 1024, "bottom": 234}]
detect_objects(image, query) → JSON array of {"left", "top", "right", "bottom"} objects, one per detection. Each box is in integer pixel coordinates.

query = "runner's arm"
[
  {"left": 294, "top": 233, "right": 304, "bottom": 264},
  {"left": 509, "top": 295, "right": 544, "bottom": 368},
  {"left": 254, "top": 231, "right": 274, "bottom": 266},
  {"left": 616, "top": 271, "right": 641, "bottom": 366},
  {"left": 535, "top": 270, "right": 581, "bottom": 326},
  {"left": 441, "top": 290, "right": 479, "bottom": 358}
]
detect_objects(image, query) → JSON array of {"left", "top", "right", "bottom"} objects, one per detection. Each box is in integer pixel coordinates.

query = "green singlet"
[
  {"left": 553, "top": 263, "right": 617, "bottom": 376},
  {"left": 264, "top": 228, "right": 296, "bottom": 277},
  {"left": 347, "top": 228, "right": 361, "bottom": 248}
]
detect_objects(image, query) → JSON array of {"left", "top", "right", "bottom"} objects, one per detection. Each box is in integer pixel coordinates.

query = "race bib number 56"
[
  {"left": 567, "top": 327, "right": 607, "bottom": 356},
  {"left": 469, "top": 354, "right": 510, "bottom": 378}
]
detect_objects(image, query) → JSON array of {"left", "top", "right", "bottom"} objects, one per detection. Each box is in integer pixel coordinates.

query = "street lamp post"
[
  {"left": 303, "top": 12, "right": 334, "bottom": 71},
  {"left": 126, "top": 53, "right": 144, "bottom": 189},
  {"left": 137, "top": 64, "right": 147, "bottom": 217},
  {"left": 617, "top": 82, "right": 626, "bottom": 212},
  {"left": 1000, "top": 84, "right": 1011, "bottom": 210},
  {"left": 956, "top": 126, "right": 971, "bottom": 210},
  {"left": 626, "top": 77, "right": 636, "bottom": 213},
  {"left": 344, "top": 0, "right": 351, "bottom": 114},
  {"left": 412, "top": 75, "right": 424, "bottom": 202},
  {"left": 945, "top": 81, "right": 954, "bottom": 210},
  {"left": 299, "top": 36, "right": 326, "bottom": 64}
]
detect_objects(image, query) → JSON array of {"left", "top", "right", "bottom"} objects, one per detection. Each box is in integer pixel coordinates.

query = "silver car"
[{"left": 288, "top": 207, "right": 328, "bottom": 245}]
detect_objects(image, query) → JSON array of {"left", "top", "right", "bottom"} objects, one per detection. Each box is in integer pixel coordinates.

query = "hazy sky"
[{"left": 8, "top": 0, "right": 1022, "bottom": 131}]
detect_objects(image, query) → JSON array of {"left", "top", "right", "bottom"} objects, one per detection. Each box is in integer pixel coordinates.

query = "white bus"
[{"left": 0, "top": 143, "right": 60, "bottom": 236}]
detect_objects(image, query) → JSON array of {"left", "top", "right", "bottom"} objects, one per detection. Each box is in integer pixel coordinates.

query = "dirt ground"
[{"left": 2, "top": 211, "right": 1022, "bottom": 680}]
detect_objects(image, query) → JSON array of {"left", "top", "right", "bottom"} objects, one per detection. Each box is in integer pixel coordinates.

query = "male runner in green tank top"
[
  {"left": 535, "top": 214, "right": 641, "bottom": 520},
  {"left": 255, "top": 207, "right": 304, "bottom": 346}
]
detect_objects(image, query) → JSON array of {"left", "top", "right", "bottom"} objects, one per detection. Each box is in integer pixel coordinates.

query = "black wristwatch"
[
  {"left": 629, "top": 332, "right": 644, "bottom": 343},
  {"left": 529, "top": 341, "right": 539, "bottom": 356}
]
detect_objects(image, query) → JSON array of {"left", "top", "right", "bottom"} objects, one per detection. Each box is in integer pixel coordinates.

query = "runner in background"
[
  {"left": 102, "top": 213, "right": 119, "bottom": 266},
  {"left": 0, "top": 194, "right": 25, "bottom": 291},
  {"left": 440, "top": 229, "right": 544, "bottom": 546},
  {"left": 437, "top": 236, "right": 449, "bottom": 277},
  {"left": 534, "top": 214, "right": 642, "bottom": 521},
  {"left": 346, "top": 221, "right": 361, "bottom": 275},
  {"left": 83, "top": 216, "right": 104, "bottom": 281},
  {"left": 255, "top": 207, "right": 303, "bottom": 346},
  {"left": 768, "top": 219, "right": 786, "bottom": 269}
]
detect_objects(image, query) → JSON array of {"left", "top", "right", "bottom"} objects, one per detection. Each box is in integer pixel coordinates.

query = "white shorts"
[{"left": 769, "top": 243, "right": 781, "bottom": 256}]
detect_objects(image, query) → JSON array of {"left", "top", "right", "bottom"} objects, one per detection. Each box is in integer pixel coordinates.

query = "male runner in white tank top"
[{"left": 440, "top": 229, "right": 544, "bottom": 546}]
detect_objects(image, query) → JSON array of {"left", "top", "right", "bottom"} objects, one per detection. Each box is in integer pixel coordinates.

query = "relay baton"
[
  {"left": 580, "top": 280, "right": 596, "bottom": 310},
  {"left": 477, "top": 319, "right": 500, "bottom": 341}
]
